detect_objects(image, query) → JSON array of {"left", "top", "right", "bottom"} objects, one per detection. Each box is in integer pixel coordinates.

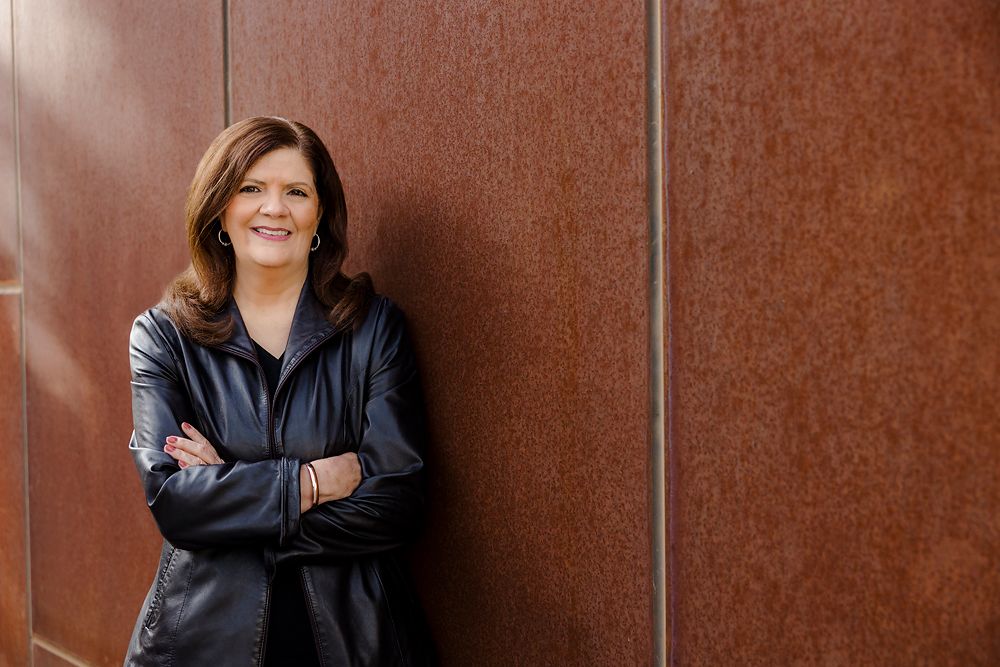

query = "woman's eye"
[
  {"left": 239, "top": 185, "right": 259, "bottom": 193},
  {"left": 289, "top": 189, "right": 307, "bottom": 197}
]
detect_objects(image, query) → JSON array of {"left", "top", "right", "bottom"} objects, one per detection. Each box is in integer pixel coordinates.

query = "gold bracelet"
[{"left": 304, "top": 462, "right": 319, "bottom": 508}]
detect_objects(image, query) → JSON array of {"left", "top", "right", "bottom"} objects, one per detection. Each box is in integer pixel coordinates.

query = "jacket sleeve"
[
  {"left": 271, "top": 300, "right": 428, "bottom": 566},
  {"left": 128, "top": 311, "right": 301, "bottom": 551}
]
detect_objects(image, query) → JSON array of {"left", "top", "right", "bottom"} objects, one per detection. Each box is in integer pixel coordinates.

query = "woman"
[{"left": 124, "top": 116, "right": 435, "bottom": 665}]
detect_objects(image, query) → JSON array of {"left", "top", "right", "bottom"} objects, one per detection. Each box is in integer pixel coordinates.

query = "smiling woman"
[
  {"left": 123, "top": 116, "right": 436, "bottom": 666},
  {"left": 222, "top": 148, "right": 322, "bottom": 278}
]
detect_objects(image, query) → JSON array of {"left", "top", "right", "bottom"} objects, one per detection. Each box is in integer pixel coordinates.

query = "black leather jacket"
[{"left": 123, "top": 282, "right": 434, "bottom": 666}]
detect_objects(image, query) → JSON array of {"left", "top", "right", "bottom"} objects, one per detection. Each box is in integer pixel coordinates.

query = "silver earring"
[
  {"left": 218, "top": 229, "right": 232, "bottom": 247},
  {"left": 310, "top": 233, "right": 321, "bottom": 252}
]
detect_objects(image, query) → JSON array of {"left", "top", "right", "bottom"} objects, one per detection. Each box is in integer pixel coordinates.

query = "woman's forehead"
[{"left": 245, "top": 147, "right": 314, "bottom": 183}]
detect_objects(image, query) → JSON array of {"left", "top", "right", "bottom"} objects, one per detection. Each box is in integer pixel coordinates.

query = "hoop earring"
[
  {"left": 310, "top": 233, "right": 321, "bottom": 252},
  {"left": 218, "top": 229, "right": 232, "bottom": 247}
]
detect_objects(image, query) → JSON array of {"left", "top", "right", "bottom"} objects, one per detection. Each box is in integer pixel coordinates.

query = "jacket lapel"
[{"left": 215, "top": 278, "right": 337, "bottom": 382}]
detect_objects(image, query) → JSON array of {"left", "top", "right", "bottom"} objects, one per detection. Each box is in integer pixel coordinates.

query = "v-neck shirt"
[
  {"left": 251, "top": 339, "right": 283, "bottom": 395},
  {"left": 251, "top": 338, "right": 320, "bottom": 666}
]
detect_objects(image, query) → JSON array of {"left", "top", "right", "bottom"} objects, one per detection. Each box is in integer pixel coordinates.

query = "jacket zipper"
[
  {"left": 224, "top": 331, "right": 338, "bottom": 666},
  {"left": 225, "top": 330, "right": 338, "bottom": 457},
  {"left": 278, "top": 334, "right": 338, "bottom": 664},
  {"left": 225, "top": 350, "right": 274, "bottom": 667}
]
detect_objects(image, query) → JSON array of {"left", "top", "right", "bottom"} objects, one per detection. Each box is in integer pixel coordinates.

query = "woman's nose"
[{"left": 259, "top": 191, "right": 289, "bottom": 217}]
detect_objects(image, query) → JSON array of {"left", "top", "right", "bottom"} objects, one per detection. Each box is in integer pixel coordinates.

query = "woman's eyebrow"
[{"left": 243, "top": 177, "right": 313, "bottom": 189}]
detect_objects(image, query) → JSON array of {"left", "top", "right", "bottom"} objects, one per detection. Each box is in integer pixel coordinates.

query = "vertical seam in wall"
[
  {"left": 10, "top": 0, "right": 32, "bottom": 663},
  {"left": 662, "top": 2, "right": 677, "bottom": 662},
  {"left": 646, "top": 0, "right": 667, "bottom": 665},
  {"left": 222, "top": 0, "right": 231, "bottom": 126}
]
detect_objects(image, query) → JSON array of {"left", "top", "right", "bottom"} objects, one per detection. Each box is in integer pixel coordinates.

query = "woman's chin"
[{"left": 241, "top": 252, "right": 308, "bottom": 271}]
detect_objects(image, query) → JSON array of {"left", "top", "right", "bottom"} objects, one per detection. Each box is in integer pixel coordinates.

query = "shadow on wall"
[{"left": 364, "top": 190, "right": 605, "bottom": 659}]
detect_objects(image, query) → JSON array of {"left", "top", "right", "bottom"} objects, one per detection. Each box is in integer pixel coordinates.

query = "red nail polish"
[
  {"left": 182, "top": 422, "right": 190, "bottom": 429},
  {"left": 166, "top": 436, "right": 177, "bottom": 443},
  {"left": 179, "top": 461, "right": 188, "bottom": 468},
  {"left": 165, "top": 444, "right": 175, "bottom": 452}
]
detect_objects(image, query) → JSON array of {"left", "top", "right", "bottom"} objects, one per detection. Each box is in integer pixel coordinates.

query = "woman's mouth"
[{"left": 251, "top": 227, "right": 291, "bottom": 241}]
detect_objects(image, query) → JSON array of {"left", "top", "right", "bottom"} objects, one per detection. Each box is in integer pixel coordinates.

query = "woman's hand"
[
  {"left": 164, "top": 422, "right": 225, "bottom": 468},
  {"left": 300, "top": 452, "right": 361, "bottom": 514}
]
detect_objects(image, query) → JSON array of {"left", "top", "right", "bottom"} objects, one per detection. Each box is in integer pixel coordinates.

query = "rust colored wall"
[
  {"left": 0, "top": 0, "right": 14, "bottom": 280},
  {"left": 665, "top": 0, "right": 1000, "bottom": 663},
  {"left": 5, "top": 2, "right": 657, "bottom": 664},
  {"left": 3, "top": 1, "right": 997, "bottom": 665},
  {"left": 0, "top": 0, "right": 29, "bottom": 664},
  {"left": 229, "top": 3, "right": 654, "bottom": 664},
  {"left": 0, "top": 292, "right": 28, "bottom": 667},
  {"left": 10, "top": 1, "right": 223, "bottom": 663}
]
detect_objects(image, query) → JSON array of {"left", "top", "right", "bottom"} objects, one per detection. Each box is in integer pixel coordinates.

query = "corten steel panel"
[
  {"left": 16, "top": 1, "right": 223, "bottom": 663},
  {"left": 0, "top": 0, "right": 16, "bottom": 281},
  {"left": 232, "top": 3, "right": 653, "bottom": 664},
  {"left": 666, "top": 1, "right": 1000, "bottom": 664},
  {"left": 32, "top": 643, "right": 81, "bottom": 667},
  {"left": 0, "top": 295, "right": 28, "bottom": 667}
]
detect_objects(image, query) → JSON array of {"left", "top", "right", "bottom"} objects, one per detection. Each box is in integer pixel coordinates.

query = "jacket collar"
[{"left": 215, "top": 277, "right": 338, "bottom": 370}]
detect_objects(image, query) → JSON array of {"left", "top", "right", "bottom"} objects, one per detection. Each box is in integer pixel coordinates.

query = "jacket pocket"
[{"left": 142, "top": 544, "right": 177, "bottom": 629}]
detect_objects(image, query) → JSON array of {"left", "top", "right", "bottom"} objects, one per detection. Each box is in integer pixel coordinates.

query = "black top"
[{"left": 253, "top": 339, "right": 321, "bottom": 666}]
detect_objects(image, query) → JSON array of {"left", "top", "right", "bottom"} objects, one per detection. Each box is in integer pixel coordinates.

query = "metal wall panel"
[
  {"left": 31, "top": 644, "right": 78, "bottom": 667},
  {"left": 0, "top": 295, "right": 28, "bottom": 667},
  {"left": 0, "top": 1, "right": 28, "bottom": 664},
  {"left": 14, "top": 1, "right": 223, "bottom": 663},
  {"left": 231, "top": 3, "right": 654, "bottom": 664},
  {"left": 665, "top": 1, "right": 1000, "bottom": 663},
  {"left": 0, "top": 0, "right": 15, "bottom": 279}
]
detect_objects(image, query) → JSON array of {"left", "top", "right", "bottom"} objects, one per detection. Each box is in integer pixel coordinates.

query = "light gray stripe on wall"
[
  {"left": 646, "top": 0, "right": 668, "bottom": 665},
  {"left": 223, "top": 0, "right": 231, "bottom": 127},
  {"left": 10, "top": 0, "right": 33, "bottom": 659}
]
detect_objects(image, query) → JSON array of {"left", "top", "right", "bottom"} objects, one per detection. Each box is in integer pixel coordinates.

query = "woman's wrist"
[{"left": 298, "top": 454, "right": 361, "bottom": 513}]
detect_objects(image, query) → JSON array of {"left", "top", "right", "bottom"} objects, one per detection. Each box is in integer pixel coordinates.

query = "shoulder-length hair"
[{"left": 162, "top": 116, "right": 373, "bottom": 345}]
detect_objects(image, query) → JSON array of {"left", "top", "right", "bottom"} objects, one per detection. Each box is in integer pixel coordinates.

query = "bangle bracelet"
[{"left": 304, "top": 462, "right": 319, "bottom": 508}]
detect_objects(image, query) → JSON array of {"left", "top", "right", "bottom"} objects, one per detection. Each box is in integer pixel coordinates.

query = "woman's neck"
[{"left": 232, "top": 262, "right": 308, "bottom": 313}]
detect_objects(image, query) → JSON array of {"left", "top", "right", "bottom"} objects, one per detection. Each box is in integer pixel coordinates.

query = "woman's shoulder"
[
  {"left": 358, "top": 292, "right": 412, "bottom": 340},
  {"left": 365, "top": 291, "right": 406, "bottom": 321},
  {"left": 126, "top": 305, "right": 187, "bottom": 380},
  {"left": 129, "top": 303, "right": 185, "bottom": 357},
  {"left": 355, "top": 292, "right": 418, "bottom": 372}
]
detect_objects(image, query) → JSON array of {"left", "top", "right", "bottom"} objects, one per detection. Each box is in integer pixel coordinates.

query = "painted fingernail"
[
  {"left": 166, "top": 436, "right": 177, "bottom": 443},
  {"left": 165, "top": 444, "right": 175, "bottom": 452},
  {"left": 182, "top": 422, "right": 190, "bottom": 430},
  {"left": 179, "top": 461, "right": 188, "bottom": 468}
]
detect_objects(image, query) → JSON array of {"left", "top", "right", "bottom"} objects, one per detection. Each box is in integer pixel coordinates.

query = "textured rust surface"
[
  {"left": 31, "top": 643, "right": 81, "bottom": 667},
  {"left": 666, "top": 1, "right": 1000, "bottom": 663},
  {"left": 0, "top": 0, "right": 15, "bottom": 281},
  {"left": 0, "top": 295, "right": 28, "bottom": 667},
  {"left": 232, "top": 3, "right": 653, "bottom": 664},
  {"left": 15, "top": 1, "right": 222, "bottom": 663},
  {"left": 0, "top": 3, "right": 28, "bottom": 664}
]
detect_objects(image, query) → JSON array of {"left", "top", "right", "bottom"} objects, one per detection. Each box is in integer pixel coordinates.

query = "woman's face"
[{"left": 220, "top": 147, "right": 322, "bottom": 274}]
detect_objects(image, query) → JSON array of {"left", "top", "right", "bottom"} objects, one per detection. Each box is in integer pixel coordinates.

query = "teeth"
[{"left": 253, "top": 228, "right": 290, "bottom": 237}]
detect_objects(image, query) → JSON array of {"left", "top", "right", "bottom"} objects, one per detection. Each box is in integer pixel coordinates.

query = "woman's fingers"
[
  {"left": 176, "top": 422, "right": 225, "bottom": 464},
  {"left": 181, "top": 421, "right": 210, "bottom": 446},
  {"left": 164, "top": 437, "right": 206, "bottom": 467}
]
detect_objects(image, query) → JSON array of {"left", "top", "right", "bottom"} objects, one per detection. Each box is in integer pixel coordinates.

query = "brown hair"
[{"left": 161, "top": 116, "right": 373, "bottom": 345}]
